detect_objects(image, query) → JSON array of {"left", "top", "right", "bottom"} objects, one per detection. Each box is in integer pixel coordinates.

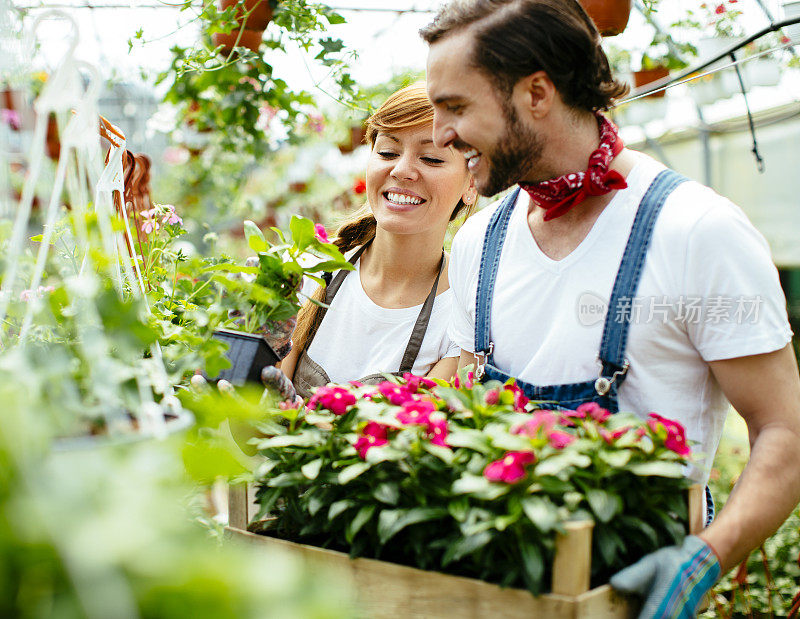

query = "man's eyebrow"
[
  {"left": 431, "top": 95, "right": 461, "bottom": 105},
  {"left": 421, "top": 139, "right": 434, "bottom": 145}
]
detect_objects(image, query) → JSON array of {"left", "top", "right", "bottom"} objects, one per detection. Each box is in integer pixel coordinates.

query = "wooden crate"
[{"left": 226, "top": 484, "right": 705, "bottom": 619}]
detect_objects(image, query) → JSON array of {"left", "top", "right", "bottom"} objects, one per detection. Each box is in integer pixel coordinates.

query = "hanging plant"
[{"left": 579, "top": 0, "right": 633, "bottom": 37}]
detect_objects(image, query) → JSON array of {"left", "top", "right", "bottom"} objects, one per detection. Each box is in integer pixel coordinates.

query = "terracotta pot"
[
  {"left": 579, "top": 0, "right": 632, "bottom": 37},
  {"left": 219, "top": 0, "right": 273, "bottom": 31},
  {"left": 338, "top": 124, "right": 367, "bottom": 154},
  {"left": 212, "top": 29, "right": 264, "bottom": 54},
  {"left": 633, "top": 66, "right": 670, "bottom": 98}
]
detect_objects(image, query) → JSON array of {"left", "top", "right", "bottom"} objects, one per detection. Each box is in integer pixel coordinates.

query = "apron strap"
[
  {"left": 398, "top": 250, "right": 446, "bottom": 373},
  {"left": 598, "top": 169, "right": 688, "bottom": 381},
  {"left": 474, "top": 188, "right": 520, "bottom": 364},
  {"left": 300, "top": 240, "right": 372, "bottom": 359}
]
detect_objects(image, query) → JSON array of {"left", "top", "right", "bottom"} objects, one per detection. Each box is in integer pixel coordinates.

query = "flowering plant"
[{"left": 251, "top": 371, "right": 693, "bottom": 594}]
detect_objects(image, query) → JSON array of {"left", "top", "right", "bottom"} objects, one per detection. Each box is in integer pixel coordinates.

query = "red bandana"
[{"left": 519, "top": 113, "right": 627, "bottom": 221}]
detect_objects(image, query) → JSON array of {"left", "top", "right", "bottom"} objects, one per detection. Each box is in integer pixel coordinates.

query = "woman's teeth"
[
  {"left": 463, "top": 149, "right": 481, "bottom": 171},
  {"left": 386, "top": 192, "right": 424, "bottom": 205}
]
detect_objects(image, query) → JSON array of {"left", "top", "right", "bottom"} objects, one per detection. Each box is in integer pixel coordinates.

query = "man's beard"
[{"left": 478, "top": 102, "right": 544, "bottom": 197}]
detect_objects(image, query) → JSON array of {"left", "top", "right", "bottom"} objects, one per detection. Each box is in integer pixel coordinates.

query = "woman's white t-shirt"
[
  {"left": 448, "top": 152, "right": 791, "bottom": 483},
  {"left": 302, "top": 256, "right": 460, "bottom": 384}
]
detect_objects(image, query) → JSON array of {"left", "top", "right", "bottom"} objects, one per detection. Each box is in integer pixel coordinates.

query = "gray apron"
[{"left": 294, "top": 242, "right": 445, "bottom": 399}]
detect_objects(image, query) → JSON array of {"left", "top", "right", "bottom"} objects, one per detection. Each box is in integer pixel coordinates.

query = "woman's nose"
[{"left": 390, "top": 153, "right": 419, "bottom": 181}]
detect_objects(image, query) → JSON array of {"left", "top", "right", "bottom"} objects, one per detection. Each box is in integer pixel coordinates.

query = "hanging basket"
[
  {"left": 579, "top": 0, "right": 632, "bottom": 37},
  {"left": 633, "top": 66, "right": 670, "bottom": 98},
  {"left": 212, "top": 0, "right": 274, "bottom": 55}
]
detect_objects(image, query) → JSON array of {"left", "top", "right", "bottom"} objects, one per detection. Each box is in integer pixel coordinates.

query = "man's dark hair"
[{"left": 420, "top": 0, "right": 629, "bottom": 112}]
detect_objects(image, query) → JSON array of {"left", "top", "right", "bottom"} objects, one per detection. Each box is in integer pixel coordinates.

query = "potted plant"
[
  {"left": 212, "top": 0, "right": 276, "bottom": 55},
  {"left": 232, "top": 371, "right": 703, "bottom": 616},
  {"left": 579, "top": 0, "right": 633, "bottom": 37},
  {"left": 204, "top": 216, "right": 351, "bottom": 384}
]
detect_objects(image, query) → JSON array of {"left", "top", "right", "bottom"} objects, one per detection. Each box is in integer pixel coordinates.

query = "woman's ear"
[{"left": 462, "top": 178, "right": 478, "bottom": 207}]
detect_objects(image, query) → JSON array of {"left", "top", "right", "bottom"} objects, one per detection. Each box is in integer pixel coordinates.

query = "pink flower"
[
  {"left": 354, "top": 421, "right": 390, "bottom": 459},
  {"left": 576, "top": 402, "right": 611, "bottom": 423},
  {"left": 647, "top": 413, "right": 690, "bottom": 456},
  {"left": 1, "top": 109, "right": 21, "bottom": 130},
  {"left": 454, "top": 371, "right": 474, "bottom": 389},
  {"left": 598, "top": 426, "right": 630, "bottom": 445},
  {"left": 396, "top": 399, "right": 435, "bottom": 425},
  {"left": 512, "top": 410, "right": 557, "bottom": 437},
  {"left": 426, "top": 417, "right": 449, "bottom": 447},
  {"left": 140, "top": 209, "right": 160, "bottom": 235},
  {"left": 307, "top": 385, "right": 356, "bottom": 416},
  {"left": 504, "top": 382, "right": 529, "bottom": 411},
  {"left": 715, "top": 3, "right": 726, "bottom": 14},
  {"left": 402, "top": 372, "right": 437, "bottom": 393},
  {"left": 349, "top": 381, "right": 364, "bottom": 387},
  {"left": 19, "top": 285, "right": 55, "bottom": 302},
  {"left": 307, "top": 112, "right": 325, "bottom": 133},
  {"left": 376, "top": 381, "right": 417, "bottom": 405},
  {"left": 162, "top": 146, "right": 189, "bottom": 165},
  {"left": 160, "top": 204, "right": 182, "bottom": 226},
  {"left": 314, "top": 223, "right": 328, "bottom": 243},
  {"left": 484, "top": 388, "right": 500, "bottom": 405},
  {"left": 559, "top": 409, "right": 587, "bottom": 426},
  {"left": 548, "top": 430, "right": 576, "bottom": 450},
  {"left": 352, "top": 178, "right": 366, "bottom": 194},
  {"left": 484, "top": 451, "right": 536, "bottom": 484}
]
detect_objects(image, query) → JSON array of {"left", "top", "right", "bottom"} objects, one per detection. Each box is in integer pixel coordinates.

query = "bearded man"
[{"left": 422, "top": 1, "right": 800, "bottom": 617}]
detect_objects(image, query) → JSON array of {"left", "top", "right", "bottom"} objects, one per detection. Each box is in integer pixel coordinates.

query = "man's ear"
[{"left": 515, "top": 70, "right": 556, "bottom": 119}]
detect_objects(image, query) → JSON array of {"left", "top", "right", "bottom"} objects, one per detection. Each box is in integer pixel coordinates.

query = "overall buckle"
[
  {"left": 473, "top": 342, "right": 494, "bottom": 380},
  {"left": 595, "top": 360, "right": 629, "bottom": 396}
]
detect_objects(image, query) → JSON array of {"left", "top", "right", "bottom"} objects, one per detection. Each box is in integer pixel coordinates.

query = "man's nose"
[{"left": 433, "top": 116, "right": 456, "bottom": 149}]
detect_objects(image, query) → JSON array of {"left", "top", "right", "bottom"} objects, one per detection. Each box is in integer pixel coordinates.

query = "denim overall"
[{"left": 473, "top": 169, "right": 714, "bottom": 525}]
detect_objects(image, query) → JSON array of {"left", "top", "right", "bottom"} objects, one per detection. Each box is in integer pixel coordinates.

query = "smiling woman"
[{"left": 279, "top": 82, "right": 477, "bottom": 399}]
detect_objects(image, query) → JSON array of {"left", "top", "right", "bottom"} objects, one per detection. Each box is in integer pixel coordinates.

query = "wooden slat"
[
  {"left": 688, "top": 484, "right": 705, "bottom": 535},
  {"left": 226, "top": 527, "right": 635, "bottom": 619},
  {"left": 552, "top": 520, "right": 594, "bottom": 596},
  {"left": 228, "top": 484, "right": 249, "bottom": 530}
]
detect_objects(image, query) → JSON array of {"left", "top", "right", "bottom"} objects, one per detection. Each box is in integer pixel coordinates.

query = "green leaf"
[
  {"left": 521, "top": 496, "right": 560, "bottom": 533},
  {"left": 599, "top": 449, "right": 632, "bottom": 468},
  {"left": 373, "top": 482, "right": 400, "bottom": 505},
  {"left": 452, "top": 474, "right": 511, "bottom": 500},
  {"left": 289, "top": 215, "right": 315, "bottom": 251},
  {"left": 301, "top": 459, "right": 323, "bottom": 480},
  {"left": 338, "top": 462, "right": 371, "bottom": 484},
  {"left": 422, "top": 441, "right": 454, "bottom": 464},
  {"left": 346, "top": 505, "right": 376, "bottom": 543},
  {"left": 441, "top": 532, "right": 493, "bottom": 566},
  {"left": 519, "top": 540, "right": 545, "bottom": 592},
  {"left": 595, "top": 526, "right": 623, "bottom": 566},
  {"left": 585, "top": 488, "right": 623, "bottom": 523},
  {"left": 329, "top": 499, "right": 355, "bottom": 520},
  {"left": 243, "top": 220, "right": 268, "bottom": 253},
  {"left": 446, "top": 429, "right": 492, "bottom": 454},
  {"left": 627, "top": 461, "right": 685, "bottom": 478},
  {"left": 377, "top": 507, "right": 448, "bottom": 545},
  {"left": 448, "top": 497, "right": 470, "bottom": 522},
  {"left": 534, "top": 452, "right": 591, "bottom": 478},
  {"left": 256, "top": 433, "right": 321, "bottom": 449},
  {"left": 266, "top": 472, "right": 306, "bottom": 487}
]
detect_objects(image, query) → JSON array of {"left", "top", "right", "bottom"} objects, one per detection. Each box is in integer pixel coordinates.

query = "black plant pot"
[{"left": 207, "top": 328, "right": 280, "bottom": 385}]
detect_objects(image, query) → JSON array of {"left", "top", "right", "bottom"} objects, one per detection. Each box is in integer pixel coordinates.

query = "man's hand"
[{"left": 610, "top": 535, "right": 720, "bottom": 619}]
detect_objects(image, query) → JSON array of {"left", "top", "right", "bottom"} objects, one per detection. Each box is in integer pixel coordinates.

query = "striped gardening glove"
[
  {"left": 261, "top": 366, "right": 303, "bottom": 408},
  {"left": 610, "top": 535, "right": 721, "bottom": 619}
]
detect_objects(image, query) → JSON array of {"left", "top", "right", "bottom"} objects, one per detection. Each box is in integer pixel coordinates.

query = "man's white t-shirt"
[
  {"left": 448, "top": 152, "right": 792, "bottom": 483},
  {"left": 303, "top": 257, "right": 460, "bottom": 384}
]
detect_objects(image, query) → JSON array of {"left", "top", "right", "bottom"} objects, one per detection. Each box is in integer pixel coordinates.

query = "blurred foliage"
[{"left": 702, "top": 413, "right": 800, "bottom": 618}]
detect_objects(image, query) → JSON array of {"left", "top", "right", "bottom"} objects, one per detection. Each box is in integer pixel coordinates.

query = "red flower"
[
  {"left": 307, "top": 385, "right": 356, "bottom": 415},
  {"left": 396, "top": 399, "right": 435, "bottom": 425},
  {"left": 484, "top": 388, "right": 500, "bottom": 405},
  {"left": 314, "top": 223, "right": 329, "bottom": 243},
  {"left": 484, "top": 451, "right": 536, "bottom": 483},
  {"left": 504, "top": 382, "right": 529, "bottom": 411},
  {"left": 426, "top": 417, "right": 449, "bottom": 447},
  {"left": 782, "top": 35, "right": 791, "bottom": 44},
  {"left": 548, "top": 430, "right": 576, "bottom": 450},
  {"left": 402, "top": 372, "right": 437, "bottom": 393},
  {"left": 352, "top": 178, "right": 367, "bottom": 194},
  {"left": 598, "top": 426, "right": 630, "bottom": 444},
  {"left": 512, "top": 410, "right": 557, "bottom": 437},
  {"left": 647, "top": 413, "right": 691, "bottom": 456},
  {"left": 559, "top": 410, "right": 586, "bottom": 426},
  {"left": 576, "top": 401, "right": 611, "bottom": 423},
  {"left": 454, "top": 371, "right": 474, "bottom": 389},
  {"left": 354, "top": 421, "right": 390, "bottom": 459},
  {"left": 376, "top": 381, "right": 417, "bottom": 405},
  {"left": 715, "top": 3, "right": 726, "bottom": 14}
]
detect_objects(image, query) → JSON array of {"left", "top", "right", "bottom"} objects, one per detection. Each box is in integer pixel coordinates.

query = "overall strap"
[
  {"left": 597, "top": 169, "right": 688, "bottom": 385},
  {"left": 300, "top": 240, "right": 371, "bottom": 357},
  {"left": 398, "top": 250, "right": 446, "bottom": 373},
  {"left": 474, "top": 188, "right": 520, "bottom": 361}
]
